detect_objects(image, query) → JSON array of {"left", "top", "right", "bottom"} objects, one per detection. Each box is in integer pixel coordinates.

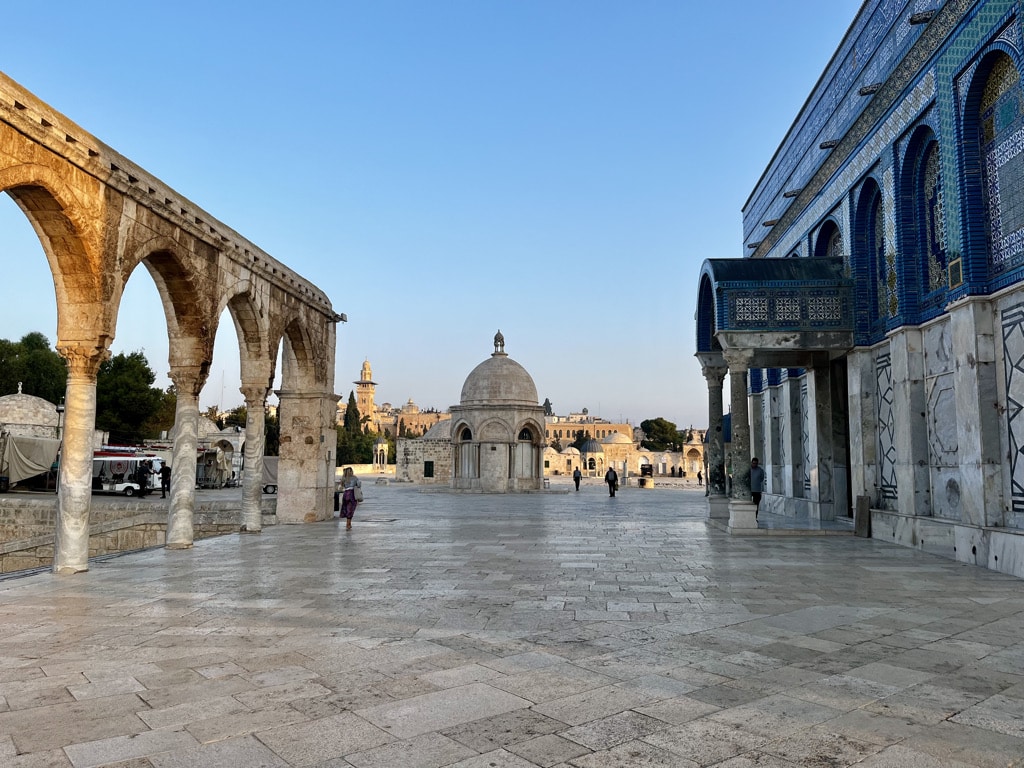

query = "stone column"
[
  {"left": 240, "top": 386, "right": 269, "bottom": 533},
  {"left": 949, "top": 297, "right": 1002, "bottom": 527},
  {"left": 276, "top": 389, "right": 335, "bottom": 524},
  {"left": 781, "top": 372, "right": 804, "bottom": 500},
  {"left": 167, "top": 367, "right": 205, "bottom": 549},
  {"left": 698, "top": 355, "right": 728, "bottom": 519},
  {"left": 806, "top": 365, "right": 835, "bottom": 521},
  {"left": 53, "top": 343, "right": 108, "bottom": 574},
  {"left": 724, "top": 350, "right": 757, "bottom": 529},
  {"left": 890, "top": 328, "right": 931, "bottom": 517},
  {"left": 762, "top": 373, "right": 781, "bottom": 498}
]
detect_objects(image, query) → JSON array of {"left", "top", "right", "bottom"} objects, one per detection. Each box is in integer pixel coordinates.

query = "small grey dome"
[
  {"left": 579, "top": 438, "right": 603, "bottom": 454},
  {"left": 459, "top": 334, "right": 538, "bottom": 406}
]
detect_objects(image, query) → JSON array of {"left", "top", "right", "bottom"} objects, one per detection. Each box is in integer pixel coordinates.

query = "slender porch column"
[
  {"left": 240, "top": 386, "right": 269, "bottom": 533},
  {"left": 167, "top": 367, "right": 205, "bottom": 548},
  {"left": 806, "top": 365, "right": 835, "bottom": 521},
  {"left": 724, "top": 349, "right": 757, "bottom": 530},
  {"left": 53, "top": 344, "right": 108, "bottom": 574},
  {"left": 846, "top": 350, "right": 878, "bottom": 508},
  {"left": 698, "top": 355, "right": 728, "bottom": 519}
]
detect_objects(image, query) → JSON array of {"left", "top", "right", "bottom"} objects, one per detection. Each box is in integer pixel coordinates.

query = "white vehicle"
[{"left": 92, "top": 455, "right": 159, "bottom": 497}]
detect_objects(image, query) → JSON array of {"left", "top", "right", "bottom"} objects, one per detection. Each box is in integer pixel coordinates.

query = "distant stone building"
[{"left": 340, "top": 359, "right": 449, "bottom": 438}]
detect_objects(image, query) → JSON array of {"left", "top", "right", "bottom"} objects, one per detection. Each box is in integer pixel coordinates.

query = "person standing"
[
  {"left": 604, "top": 466, "right": 618, "bottom": 497},
  {"left": 340, "top": 466, "right": 362, "bottom": 530},
  {"left": 750, "top": 457, "right": 765, "bottom": 518},
  {"left": 160, "top": 462, "right": 171, "bottom": 498},
  {"left": 697, "top": 470, "right": 702, "bottom": 486},
  {"left": 573, "top": 467, "right": 582, "bottom": 491}
]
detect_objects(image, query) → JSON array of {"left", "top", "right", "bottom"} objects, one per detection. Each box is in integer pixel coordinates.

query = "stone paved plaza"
[{"left": 1, "top": 481, "right": 1023, "bottom": 767}]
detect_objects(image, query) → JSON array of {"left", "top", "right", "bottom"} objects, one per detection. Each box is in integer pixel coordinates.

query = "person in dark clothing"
[
  {"left": 750, "top": 457, "right": 765, "bottom": 518},
  {"left": 573, "top": 467, "right": 582, "bottom": 491},
  {"left": 604, "top": 467, "right": 618, "bottom": 497},
  {"left": 160, "top": 463, "right": 171, "bottom": 498}
]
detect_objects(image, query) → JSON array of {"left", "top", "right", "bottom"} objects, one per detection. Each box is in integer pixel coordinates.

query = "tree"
[
  {"left": 343, "top": 391, "right": 360, "bottom": 436},
  {"left": 542, "top": 398, "right": 553, "bottom": 416},
  {"left": 142, "top": 385, "right": 177, "bottom": 438},
  {"left": 550, "top": 436, "right": 564, "bottom": 452},
  {"left": 570, "top": 430, "right": 590, "bottom": 450},
  {"left": 640, "top": 417, "right": 683, "bottom": 451},
  {"left": 0, "top": 332, "right": 68, "bottom": 404},
  {"left": 96, "top": 351, "right": 165, "bottom": 443},
  {"left": 203, "top": 405, "right": 225, "bottom": 429},
  {"left": 223, "top": 405, "right": 247, "bottom": 429}
]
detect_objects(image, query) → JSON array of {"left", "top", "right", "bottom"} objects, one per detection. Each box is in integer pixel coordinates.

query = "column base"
[
  {"left": 166, "top": 542, "right": 194, "bottom": 550},
  {"left": 728, "top": 500, "right": 758, "bottom": 531},
  {"left": 707, "top": 494, "right": 730, "bottom": 519},
  {"left": 239, "top": 526, "right": 262, "bottom": 534}
]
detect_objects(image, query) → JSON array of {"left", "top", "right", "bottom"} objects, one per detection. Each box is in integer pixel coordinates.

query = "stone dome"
[
  {"left": 459, "top": 332, "right": 538, "bottom": 406},
  {"left": 579, "top": 438, "right": 603, "bottom": 454},
  {"left": 561, "top": 446, "right": 580, "bottom": 455},
  {"left": 602, "top": 432, "right": 633, "bottom": 445}
]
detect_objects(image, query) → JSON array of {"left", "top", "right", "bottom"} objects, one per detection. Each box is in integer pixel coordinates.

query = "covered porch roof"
[{"left": 695, "top": 257, "right": 855, "bottom": 369}]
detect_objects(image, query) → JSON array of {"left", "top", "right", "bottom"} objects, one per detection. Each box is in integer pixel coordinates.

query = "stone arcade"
[
  {"left": 0, "top": 73, "right": 340, "bottom": 573},
  {"left": 697, "top": 0, "right": 1024, "bottom": 578}
]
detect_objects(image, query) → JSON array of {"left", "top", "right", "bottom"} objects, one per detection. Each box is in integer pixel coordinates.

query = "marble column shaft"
[
  {"left": 727, "top": 360, "right": 752, "bottom": 502},
  {"left": 53, "top": 346, "right": 106, "bottom": 574},
  {"left": 241, "top": 388, "right": 268, "bottom": 533},
  {"left": 806, "top": 365, "right": 835, "bottom": 520},
  {"left": 167, "top": 369, "right": 204, "bottom": 548}
]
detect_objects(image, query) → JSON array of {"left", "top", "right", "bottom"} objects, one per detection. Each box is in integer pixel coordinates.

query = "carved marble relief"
[{"left": 876, "top": 350, "right": 898, "bottom": 507}]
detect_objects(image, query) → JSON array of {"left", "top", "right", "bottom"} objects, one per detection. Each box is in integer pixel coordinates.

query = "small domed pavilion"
[{"left": 449, "top": 331, "right": 545, "bottom": 492}]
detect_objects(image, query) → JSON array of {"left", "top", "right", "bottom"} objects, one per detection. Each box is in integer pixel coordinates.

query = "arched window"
[
  {"left": 460, "top": 427, "right": 472, "bottom": 441},
  {"left": 980, "top": 53, "right": 1024, "bottom": 270},
  {"left": 814, "top": 220, "right": 843, "bottom": 260},
  {"left": 920, "top": 140, "right": 947, "bottom": 294},
  {"left": 518, "top": 428, "right": 532, "bottom": 441}
]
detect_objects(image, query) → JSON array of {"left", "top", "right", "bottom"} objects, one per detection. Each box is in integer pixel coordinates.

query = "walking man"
[
  {"left": 604, "top": 466, "right": 618, "bottom": 497},
  {"left": 573, "top": 466, "right": 582, "bottom": 491}
]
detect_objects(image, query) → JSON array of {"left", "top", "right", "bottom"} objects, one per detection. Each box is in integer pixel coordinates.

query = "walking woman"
[{"left": 339, "top": 466, "right": 362, "bottom": 530}]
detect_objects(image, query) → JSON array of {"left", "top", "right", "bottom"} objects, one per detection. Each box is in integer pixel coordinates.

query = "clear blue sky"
[{"left": 0, "top": 0, "right": 863, "bottom": 427}]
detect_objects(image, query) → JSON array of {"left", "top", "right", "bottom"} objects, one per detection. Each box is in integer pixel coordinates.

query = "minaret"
[{"left": 354, "top": 359, "right": 377, "bottom": 424}]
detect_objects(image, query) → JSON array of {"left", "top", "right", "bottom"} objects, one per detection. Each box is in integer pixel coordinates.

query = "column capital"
[
  {"left": 240, "top": 385, "right": 270, "bottom": 406},
  {"left": 169, "top": 366, "right": 209, "bottom": 398},
  {"left": 722, "top": 348, "right": 755, "bottom": 370},
  {"left": 57, "top": 342, "right": 110, "bottom": 380}
]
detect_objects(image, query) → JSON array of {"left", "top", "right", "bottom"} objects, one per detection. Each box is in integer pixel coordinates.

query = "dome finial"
[{"left": 493, "top": 329, "right": 506, "bottom": 357}]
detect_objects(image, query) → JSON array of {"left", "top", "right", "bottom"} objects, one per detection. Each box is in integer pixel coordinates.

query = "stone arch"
[
  {"left": 477, "top": 418, "right": 512, "bottom": 442},
  {"left": 222, "top": 284, "right": 274, "bottom": 390},
  {"left": 0, "top": 166, "right": 108, "bottom": 349},
  {"left": 961, "top": 47, "right": 1024, "bottom": 283},
  {"left": 899, "top": 124, "right": 946, "bottom": 318}
]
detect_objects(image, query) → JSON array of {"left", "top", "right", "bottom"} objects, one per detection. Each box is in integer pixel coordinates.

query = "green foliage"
[
  {"left": 570, "top": 430, "right": 590, "bottom": 450},
  {"left": 343, "top": 391, "right": 360, "bottom": 436},
  {"left": 96, "top": 351, "right": 165, "bottom": 444},
  {"left": 0, "top": 332, "right": 68, "bottom": 404},
  {"left": 142, "top": 385, "right": 177, "bottom": 438},
  {"left": 223, "top": 405, "right": 247, "bottom": 428},
  {"left": 550, "top": 436, "right": 563, "bottom": 452},
  {"left": 336, "top": 424, "right": 375, "bottom": 464},
  {"left": 542, "top": 398, "right": 553, "bottom": 416},
  {"left": 640, "top": 417, "right": 683, "bottom": 451}
]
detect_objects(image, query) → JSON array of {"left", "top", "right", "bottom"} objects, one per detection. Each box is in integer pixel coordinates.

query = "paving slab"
[{"left": 0, "top": 484, "right": 1021, "bottom": 766}]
